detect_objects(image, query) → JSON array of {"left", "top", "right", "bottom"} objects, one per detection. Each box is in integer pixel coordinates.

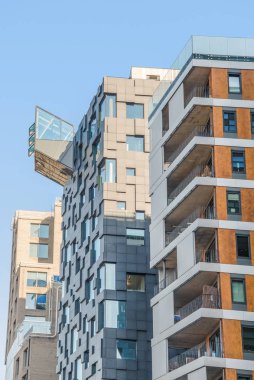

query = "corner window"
[
  {"left": 126, "top": 273, "right": 145, "bottom": 292},
  {"left": 227, "top": 191, "right": 241, "bottom": 215},
  {"left": 228, "top": 73, "right": 241, "bottom": 94},
  {"left": 231, "top": 278, "right": 246, "bottom": 304},
  {"left": 126, "top": 136, "right": 144, "bottom": 152},
  {"left": 126, "top": 228, "right": 145, "bottom": 246},
  {"left": 162, "top": 102, "right": 169, "bottom": 133},
  {"left": 100, "top": 159, "right": 117, "bottom": 183},
  {"left": 126, "top": 168, "right": 136, "bottom": 176},
  {"left": 98, "top": 300, "right": 126, "bottom": 331},
  {"left": 116, "top": 340, "right": 137, "bottom": 360},
  {"left": 242, "top": 325, "right": 254, "bottom": 354},
  {"left": 31, "top": 224, "right": 49, "bottom": 238},
  {"left": 126, "top": 103, "right": 144, "bottom": 119},
  {"left": 223, "top": 111, "right": 237, "bottom": 133},
  {"left": 237, "top": 234, "right": 250, "bottom": 258},
  {"left": 232, "top": 150, "right": 245, "bottom": 174},
  {"left": 29, "top": 243, "right": 48, "bottom": 259},
  {"left": 99, "top": 94, "right": 116, "bottom": 122}
]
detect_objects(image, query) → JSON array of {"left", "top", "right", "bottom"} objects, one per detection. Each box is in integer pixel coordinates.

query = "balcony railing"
[
  {"left": 167, "top": 163, "right": 214, "bottom": 204},
  {"left": 154, "top": 270, "right": 177, "bottom": 296},
  {"left": 196, "top": 247, "right": 218, "bottom": 263},
  {"left": 165, "top": 206, "right": 215, "bottom": 246},
  {"left": 164, "top": 125, "right": 212, "bottom": 168},
  {"left": 168, "top": 340, "right": 222, "bottom": 371},
  {"left": 184, "top": 85, "right": 210, "bottom": 108},
  {"left": 174, "top": 287, "right": 219, "bottom": 322}
]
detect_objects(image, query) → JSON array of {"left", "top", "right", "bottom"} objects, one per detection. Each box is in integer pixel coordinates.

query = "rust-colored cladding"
[
  {"left": 219, "top": 273, "right": 232, "bottom": 309},
  {"left": 242, "top": 69, "right": 254, "bottom": 100},
  {"left": 246, "top": 275, "right": 254, "bottom": 312},
  {"left": 217, "top": 229, "right": 237, "bottom": 264},
  {"left": 246, "top": 148, "right": 254, "bottom": 179},
  {"left": 214, "top": 146, "right": 232, "bottom": 178},
  {"left": 222, "top": 319, "right": 243, "bottom": 359},
  {"left": 215, "top": 187, "right": 227, "bottom": 220},
  {"left": 225, "top": 369, "right": 237, "bottom": 380},
  {"left": 251, "top": 232, "right": 254, "bottom": 266},
  {"left": 209, "top": 68, "right": 228, "bottom": 99},
  {"left": 212, "top": 106, "right": 224, "bottom": 137},
  {"left": 241, "top": 188, "right": 254, "bottom": 221},
  {"left": 237, "top": 108, "right": 252, "bottom": 139}
]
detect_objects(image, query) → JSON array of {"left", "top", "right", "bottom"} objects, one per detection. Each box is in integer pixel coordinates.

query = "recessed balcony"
[{"left": 183, "top": 67, "right": 211, "bottom": 108}]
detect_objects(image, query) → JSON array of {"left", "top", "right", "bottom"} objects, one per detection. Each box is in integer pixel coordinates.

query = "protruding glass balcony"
[{"left": 28, "top": 107, "right": 75, "bottom": 186}]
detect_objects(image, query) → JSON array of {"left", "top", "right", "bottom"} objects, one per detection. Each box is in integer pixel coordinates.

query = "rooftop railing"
[
  {"left": 167, "top": 163, "right": 214, "bottom": 204},
  {"left": 168, "top": 340, "right": 222, "bottom": 371}
]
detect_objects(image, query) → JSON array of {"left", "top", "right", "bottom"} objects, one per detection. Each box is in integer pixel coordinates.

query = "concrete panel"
[
  {"left": 150, "top": 146, "right": 163, "bottom": 189},
  {"left": 187, "top": 367, "right": 207, "bottom": 380},
  {"left": 150, "top": 220, "right": 164, "bottom": 262},
  {"left": 168, "top": 84, "right": 184, "bottom": 132},
  {"left": 177, "top": 233, "right": 195, "bottom": 278},
  {"left": 151, "top": 179, "right": 167, "bottom": 222},
  {"left": 152, "top": 340, "right": 168, "bottom": 380}
]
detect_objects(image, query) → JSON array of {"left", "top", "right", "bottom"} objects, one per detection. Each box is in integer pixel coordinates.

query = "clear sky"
[{"left": 1, "top": 0, "right": 254, "bottom": 376}]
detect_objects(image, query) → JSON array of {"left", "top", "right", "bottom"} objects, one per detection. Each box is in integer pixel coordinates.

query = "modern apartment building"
[
  {"left": 5, "top": 201, "right": 62, "bottom": 380},
  {"left": 28, "top": 67, "right": 179, "bottom": 380},
  {"left": 149, "top": 36, "right": 254, "bottom": 380}
]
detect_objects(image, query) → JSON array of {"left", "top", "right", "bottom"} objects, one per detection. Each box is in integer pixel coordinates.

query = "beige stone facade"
[{"left": 5, "top": 200, "right": 62, "bottom": 380}]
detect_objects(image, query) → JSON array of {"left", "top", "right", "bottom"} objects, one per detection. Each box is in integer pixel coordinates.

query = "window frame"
[
  {"left": 231, "top": 150, "right": 246, "bottom": 174},
  {"left": 126, "top": 135, "right": 144, "bottom": 152},
  {"left": 236, "top": 234, "right": 251, "bottom": 259},
  {"left": 231, "top": 278, "right": 246, "bottom": 305},
  {"left": 126, "top": 103, "right": 144, "bottom": 119},
  {"left": 126, "top": 273, "right": 145, "bottom": 292},
  {"left": 228, "top": 72, "right": 242, "bottom": 95},
  {"left": 227, "top": 190, "right": 241, "bottom": 215},
  {"left": 223, "top": 110, "right": 237, "bottom": 133}
]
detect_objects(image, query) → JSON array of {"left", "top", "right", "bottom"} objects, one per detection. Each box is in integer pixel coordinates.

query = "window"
[
  {"left": 223, "top": 111, "right": 237, "bottom": 133},
  {"left": 25, "top": 294, "right": 46, "bottom": 310},
  {"left": 15, "top": 358, "right": 19, "bottom": 375},
  {"left": 242, "top": 325, "right": 254, "bottom": 354},
  {"left": 83, "top": 316, "right": 87, "bottom": 333},
  {"left": 98, "top": 300, "right": 126, "bottom": 330},
  {"left": 75, "top": 256, "right": 81, "bottom": 274},
  {"left": 90, "top": 317, "right": 95, "bottom": 337},
  {"left": 27, "top": 272, "right": 47, "bottom": 287},
  {"left": 99, "top": 94, "right": 116, "bottom": 122},
  {"left": 237, "top": 234, "right": 250, "bottom": 258},
  {"left": 116, "top": 340, "right": 137, "bottom": 360},
  {"left": 89, "top": 115, "right": 97, "bottom": 140},
  {"left": 30, "top": 224, "right": 49, "bottom": 238},
  {"left": 74, "top": 357, "right": 82, "bottom": 380},
  {"left": 100, "top": 159, "right": 117, "bottom": 183},
  {"left": 228, "top": 73, "right": 241, "bottom": 94},
  {"left": 81, "top": 216, "right": 90, "bottom": 243},
  {"left": 136, "top": 211, "right": 145, "bottom": 220},
  {"left": 237, "top": 375, "right": 252, "bottom": 380},
  {"left": 227, "top": 191, "right": 241, "bottom": 215},
  {"left": 62, "top": 303, "right": 70, "bottom": 325},
  {"left": 29, "top": 243, "right": 48, "bottom": 259},
  {"left": 126, "top": 168, "right": 135, "bottom": 176},
  {"left": 251, "top": 112, "right": 254, "bottom": 134},
  {"left": 126, "top": 228, "right": 145, "bottom": 246},
  {"left": 232, "top": 150, "right": 245, "bottom": 174},
  {"left": 23, "top": 348, "right": 28, "bottom": 367},
  {"left": 70, "top": 326, "right": 78, "bottom": 354},
  {"left": 117, "top": 201, "right": 126, "bottom": 210},
  {"left": 91, "top": 236, "right": 100, "bottom": 264},
  {"left": 126, "top": 103, "right": 144, "bottom": 119},
  {"left": 74, "top": 299, "right": 80, "bottom": 316},
  {"left": 127, "top": 274, "right": 145, "bottom": 292},
  {"left": 98, "top": 263, "right": 115, "bottom": 292},
  {"left": 126, "top": 136, "right": 144, "bottom": 152},
  {"left": 86, "top": 276, "right": 94, "bottom": 302},
  {"left": 231, "top": 278, "right": 246, "bottom": 304},
  {"left": 162, "top": 102, "right": 169, "bottom": 133},
  {"left": 84, "top": 350, "right": 89, "bottom": 369}
]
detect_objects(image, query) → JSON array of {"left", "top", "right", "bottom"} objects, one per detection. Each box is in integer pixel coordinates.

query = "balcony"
[
  {"left": 184, "top": 85, "right": 210, "bottom": 107},
  {"left": 183, "top": 67, "right": 210, "bottom": 108},
  {"left": 167, "top": 162, "right": 214, "bottom": 204},
  {"left": 174, "top": 286, "right": 219, "bottom": 323},
  {"left": 168, "top": 339, "right": 222, "bottom": 372}
]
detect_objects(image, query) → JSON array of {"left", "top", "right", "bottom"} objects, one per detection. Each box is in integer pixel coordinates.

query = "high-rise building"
[
  {"left": 5, "top": 201, "right": 62, "bottom": 380},
  {"left": 28, "top": 67, "right": 178, "bottom": 380},
  {"left": 149, "top": 36, "right": 254, "bottom": 380}
]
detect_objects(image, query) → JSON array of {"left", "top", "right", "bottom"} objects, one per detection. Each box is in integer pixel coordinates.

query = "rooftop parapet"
[
  {"left": 28, "top": 106, "right": 74, "bottom": 186},
  {"left": 149, "top": 35, "right": 254, "bottom": 117}
]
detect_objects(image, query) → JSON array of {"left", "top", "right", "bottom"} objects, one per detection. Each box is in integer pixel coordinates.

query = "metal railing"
[
  {"left": 175, "top": 288, "right": 219, "bottom": 322},
  {"left": 165, "top": 125, "right": 212, "bottom": 168},
  {"left": 168, "top": 340, "right": 222, "bottom": 371},
  {"left": 154, "top": 270, "right": 177, "bottom": 295},
  {"left": 196, "top": 247, "right": 218, "bottom": 263},
  {"left": 165, "top": 206, "right": 215, "bottom": 246},
  {"left": 167, "top": 163, "right": 214, "bottom": 204},
  {"left": 184, "top": 85, "right": 210, "bottom": 108}
]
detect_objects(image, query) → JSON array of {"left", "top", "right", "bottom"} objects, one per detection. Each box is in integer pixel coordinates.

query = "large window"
[
  {"left": 70, "top": 326, "right": 78, "bottom": 354},
  {"left": 99, "top": 94, "right": 116, "bottom": 122},
  {"left": 231, "top": 278, "right": 246, "bottom": 304},
  {"left": 227, "top": 191, "right": 241, "bottom": 215},
  {"left": 25, "top": 293, "right": 46, "bottom": 310},
  {"left": 89, "top": 115, "right": 97, "bottom": 140},
  {"left": 126, "top": 136, "right": 144, "bottom": 152},
  {"left": 242, "top": 325, "right": 254, "bottom": 354},
  {"left": 237, "top": 234, "right": 250, "bottom": 259},
  {"left": 74, "top": 357, "right": 82, "bottom": 380},
  {"left": 162, "top": 102, "right": 169, "bottom": 133},
  {"left": 237, "top": 375, "right": 252, "bottom": 380},
  {"left": 126, "top": 273, "right": 145, "bottom": 292},
  {"left": 126, "top": 103, "right": 144, "bottom": 119},
  {"left": 100, "top": 159, "right": 117, "bottom": 183},
  {"left": 27, "top": 272, "right": 47, "bottom": 287},
  {"left": 228, "top": 73, "right": 241, "bottom": 94},
  {"left": 98, "top": 263, "right": 115, "bottom": 292},
  {"left": 126, "top": 228, "right": 145, "bottom": 246},
  {"left": 223, "top": 111, "right": 237, "bottom": 133},
  {"left": 30, "top": 224, "right": 49, "bottom": 238},
  {"left": 86, "top": 276, "right": 94, "bottom": 302},
  {"left": 98, "top": 300, "right": 126, "bottom": 330},
  {"left": 29, "top": 243, "right": 48, "bottom": 259},
  {"left": 232, "top": 150, "right": 245, "bottom": 174},
  {"left": 91, "top": 236, "right": 100, "bottom": 264},
  {"left": 116, "top": 340, "right": 137, "bottom": 360}
]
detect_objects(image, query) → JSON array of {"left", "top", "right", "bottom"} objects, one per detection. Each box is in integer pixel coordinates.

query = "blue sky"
[{"left": 0, "top": 0, "right": 254, "bottom": 375}]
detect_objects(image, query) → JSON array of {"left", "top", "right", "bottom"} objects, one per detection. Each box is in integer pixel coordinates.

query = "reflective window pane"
[
  {"left": 237, "top": 235, "right": 250, "bottom": 258},
  {"left": 126, "top": 168, "right": 135, "bottom": 176},
  {"left": 127, "top": 274, "right": 145, "bottom": 292},
  {"left": 26, "top": 293, "right": 36, "bottom": 309},
  {"left": 227, "top": 191, "right": 241, "bottom": 215},
  {"left": 231, "top": 279, "right": 245, "bottom": 303},
  {"left": 27, "top": 272, "right": 37, "bottom": 287},
  {"left": 36, "top": 294, "right": 47, "bottom": 309},
  {"left": 116, "top": 340, "right": 137, "bottom": 359},
  {"left": 126, "top": 136, "right": 144, "bottom": 152},
  {"left": 242, "top": 326, "right": 254, "bottom": 353},
  {"left": 223, "top": 111, "right": 237, "bottom": 133},
  {"left": 228, "top": 74, "right": 241, "bottom": 94},
  {"left": 126, "top": 228, "right": 145, "bottom": 246},
  {"left": 232, "top": 151, "right": 245, "bottom": 173},
  {"left": 36, "top": 107, "right": 74, "bottom": 141},
  {"left": 126, "top": 103, "right": 144, "bottom": 119}
]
